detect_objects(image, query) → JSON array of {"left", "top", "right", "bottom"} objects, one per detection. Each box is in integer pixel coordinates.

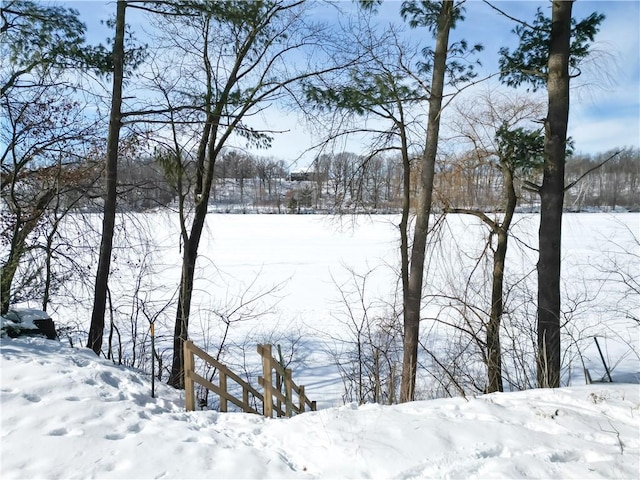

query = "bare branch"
[{"left": 564, "top": 150, "right": 621, "bottom": 192}]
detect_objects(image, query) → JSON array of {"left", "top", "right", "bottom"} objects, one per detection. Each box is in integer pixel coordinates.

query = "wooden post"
[
  {"left": 259, "top": 344, "right": 273, "bottom": 418},
  {"left": 373, "top": 350, "right": 380, "bottom": 404},
  {"left": 389, "top": 364, "right": 396, "bottom": 405},
  {"left": 299, "top": 385, "right": 306, "bottom": 413},
  {"left": 276, "top": 370, "right": 283, "bottom": 417},
  {"left": 219, "top": 371, "right": 227, "bottom": 412},
  {"left": 284, "top": 368, "right": 293, "bottom": 417},
  {"left": 594, "top": 337, "right": 613, "bottom": 382},
  {"left": 184, "top": 340, "right": 195, "bottom": 411},
  {"left": 150, "top": 322, "right": 155, "bottom": 398},
  {"left": 243, "top": 386, "right": 249, "bottom": 411}
]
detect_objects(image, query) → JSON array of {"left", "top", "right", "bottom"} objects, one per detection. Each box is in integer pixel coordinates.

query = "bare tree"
[
  {"left": 400, "top": 0, "right": 480, "bottom": 401},
  {"left": 1, "top": 1, "right": 107, "bottom": 314},
  {"left": 325, "top": 265, "right": 402, "bottom": 405},
  {"left": 444, "top": 92, "right": 544, "bottom": 392},
  {"left": 305, "top": 0, "right": 483, "bottom": 401},
  {"left": 139, "top": 1, "right": 352, "bottom": 388}
]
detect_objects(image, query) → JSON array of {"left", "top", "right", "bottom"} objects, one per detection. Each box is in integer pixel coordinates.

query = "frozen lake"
[{"left": 44, "top": 212, "right": 639, "bottom": 406}]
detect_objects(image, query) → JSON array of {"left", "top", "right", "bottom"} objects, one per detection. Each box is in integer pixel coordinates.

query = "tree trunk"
[
  {"left": 167, "top": 198, "right": 209, "bottom": 388},
  {"left": 486, "top": 166, "right": 517, "bottom": 393},
  {"left": 537, "top": 0, "right": 572, "bottom": 388},
  {"left": 1, "top": 188, "right": 56, "bottom": 314},
  {"left": 87, "top": 0, "right": 126, "bottom": 356},
  {"left": 399, "top": 142, "right": 411, "bottom": 325},
  {"left": 1, "top": 240, "right": 22, "bottom": 314},
  {"left": 400, "top": 0, "right": 453, "bottom": 403},
  {"left": 168, "top": 100, "right": 216, "bottom": 388}
]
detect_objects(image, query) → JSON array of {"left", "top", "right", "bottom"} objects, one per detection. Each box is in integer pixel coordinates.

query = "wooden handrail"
[
  {"left": 183, "top": 340, "right": 315, "bottom": 418},
  {"left": 184, "top": 340, "right": 263, "bottom": 414},
  {"left": 257, "top": 343, "right": 316, "bottom": 418},
  {"left": 187, "top": 341, "right": 263, "bottom": 401},
  {"left": 187, "top": 370, "right": 260, "bottom": 414}
]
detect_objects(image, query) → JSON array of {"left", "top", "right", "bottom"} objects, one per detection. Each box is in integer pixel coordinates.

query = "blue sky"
[{"left": 66, "top": 0, "right": 639, "bottom": 165}]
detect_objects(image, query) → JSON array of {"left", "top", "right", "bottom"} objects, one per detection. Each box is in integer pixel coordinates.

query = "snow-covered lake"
[
  {"left": 36, "top": 211, "right": 639, "bottom": 407},
  {"left": 2, "top": 212, "right": 639, "bottom": 479}
]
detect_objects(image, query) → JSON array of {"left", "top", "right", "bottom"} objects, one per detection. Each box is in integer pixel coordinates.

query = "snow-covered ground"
[
  {"left": 2, "top": 212, "right": 639, "bottom": 478},
  {"left": 1, "top": 337, "right": 639, "bottom": 479}
]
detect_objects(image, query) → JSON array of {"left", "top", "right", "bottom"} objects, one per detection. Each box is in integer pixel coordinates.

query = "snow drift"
[{"left": 1, "top": 337, "right": 638, "bottom": 479}]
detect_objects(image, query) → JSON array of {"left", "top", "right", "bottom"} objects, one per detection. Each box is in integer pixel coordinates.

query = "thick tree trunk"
[
  {"left": 167, "top": 12, "right": 220, "bottom": 389},
  {"left": 1, "top": 238, "right": 23, "bottom": 314},
  {"left": 87, "top": 0, "right": 125, "bottom": 356},
  {"left": 537, "top": 0, "right": 572, "bottom": 388},
  {"left": 400, "top": 0, "right": 453, "bottom": 403}
]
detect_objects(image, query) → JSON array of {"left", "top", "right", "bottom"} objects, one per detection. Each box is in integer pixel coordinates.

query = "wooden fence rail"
[
  {"left": 257, "top": 344, "right": 317, "bottom": 418},
  {"left": 183, "top": 340, "right": 316, "bottom": 418},
  {"left": 184, "top": 340, "right": 263, "bottom": 414}
]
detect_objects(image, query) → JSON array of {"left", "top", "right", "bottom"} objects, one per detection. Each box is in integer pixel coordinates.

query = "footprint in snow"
[
  {"left": 100, "top": 371, "right": 120, "bottom": 388},
  {"left": 104, "top": 422, "right": 143, "bottom": 440},
  {"left": 48, "top": 427, "right": 83, "bottom": 437},
  {"left": 474, "top": 444, "right": 505, "bottom": 459},
  {"left": 71, "top": 357, "right": 90, "bottom": 368},
  {"left": 549, "top": 450, "right": 582, "bottom": 463}
]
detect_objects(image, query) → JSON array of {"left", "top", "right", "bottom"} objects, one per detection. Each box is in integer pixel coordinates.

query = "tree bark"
[
  {"left": 400, "top": 0, "right": 453, "bottom": 403},
  {"left": 167, "top": 113, "right": 215, "bottom": 389},
  {"left": 486, "top": 166, "right": 517, "bottom": 393},
  {"left": 167, "top": 13, "right": 216, "bottom": 388},
  {"left": 87, "top": 0, "right": 126, "bottom": 355},
  {"left": 167, "top": 197, "right": 209, "bottom": 388},
  {"left": 537, "top": 0, "right": 572, "bottom": 388}
]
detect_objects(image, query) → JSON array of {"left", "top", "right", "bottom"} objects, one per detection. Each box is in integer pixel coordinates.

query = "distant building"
[{"left": 289, "top": 172, "right": 313, "bottom": 182}]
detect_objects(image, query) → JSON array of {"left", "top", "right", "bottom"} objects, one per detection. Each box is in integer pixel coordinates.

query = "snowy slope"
[{"left": 1, "top": 337, "right": 638, "bottom": 479}]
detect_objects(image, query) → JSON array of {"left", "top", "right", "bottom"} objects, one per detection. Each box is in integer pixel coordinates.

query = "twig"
[
  {"left": 564, "top": 151, "right": 621, "bottom": 192},
  {"left": 481, "top": 1, "right": 539, "bottom": 30},
  {"left": 600, "top": 421, "right": 624, "bottom": 455}
]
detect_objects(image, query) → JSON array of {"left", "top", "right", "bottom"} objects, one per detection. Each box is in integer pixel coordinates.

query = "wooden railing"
[
  {"left": 184, "top": 340, "right": 263, "bottom": 414},
  {"left": 183, "top": 340, "right": 315, "bottom": 418},
  {"left": 257, "top": 343, "right": 316, "bottom": 418}
]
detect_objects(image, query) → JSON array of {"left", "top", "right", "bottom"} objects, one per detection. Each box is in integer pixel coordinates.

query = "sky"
[{"left": 65, "top": 0, "right": 640, "bottom": 167}]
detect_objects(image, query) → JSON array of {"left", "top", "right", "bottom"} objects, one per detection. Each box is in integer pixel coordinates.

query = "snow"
[
  {"left": 2, "top": 212, "right": 638, "bottom": 477},
  {"left": 1, "top": 337, "right": 639, "bottom": 479},
  {"left": 1, "top": 309, "right": 51, "bottom": 331},
  {"left": 1, "top": 309, "right": 54, "bottom": 339},
  {"left": 36, "top": 213, "right": 638, "bottom": 404}
]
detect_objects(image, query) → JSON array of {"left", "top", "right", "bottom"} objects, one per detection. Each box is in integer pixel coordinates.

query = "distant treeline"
[{"left": 47, "top": 147, "right": 638, "bottom": 214}]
